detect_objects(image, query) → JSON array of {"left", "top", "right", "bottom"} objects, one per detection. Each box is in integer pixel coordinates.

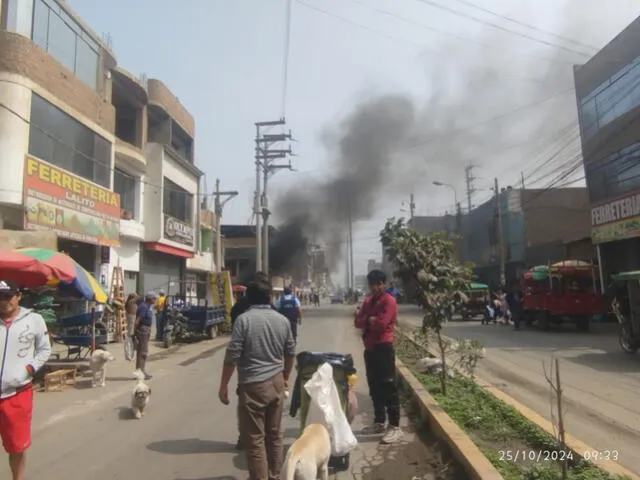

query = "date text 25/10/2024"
[{"left": 499, "top": 450, "right": 620, "bottom": 462}]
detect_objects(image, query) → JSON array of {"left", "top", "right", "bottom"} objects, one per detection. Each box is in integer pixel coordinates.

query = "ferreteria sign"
[
  {"left": 591, "top": 191, "right": 640, "bottom": 244},
  {"left": 23, "top": 156, "right": 121, "bottom": 247},
  {"left": 164, "top": 214, "right": 194, "bottom": 246}
]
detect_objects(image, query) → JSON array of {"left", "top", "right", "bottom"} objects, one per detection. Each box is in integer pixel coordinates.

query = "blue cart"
[
  {"left": 53, "top": 312, "right": 107, "bottom": 360},
  {"left": 163, "top": 297, "right": 226, "bottom": 348}
]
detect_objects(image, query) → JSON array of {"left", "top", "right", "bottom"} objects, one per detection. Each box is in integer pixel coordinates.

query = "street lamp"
[{"left": 433, "top": 181, "right": 458, "bottom": 213}]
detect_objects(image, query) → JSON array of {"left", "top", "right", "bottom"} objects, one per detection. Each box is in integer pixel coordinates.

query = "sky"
[{"left": 68, "top": 0, "right": 640, "bottom": 284}]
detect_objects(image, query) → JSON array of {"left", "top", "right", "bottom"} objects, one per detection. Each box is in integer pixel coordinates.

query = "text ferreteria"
[
  {"left": 25, "top": 156, "right": 120, "bottom": 208},
  {"left": 591, "top": 193, "right": 640, "bottom": 227}
]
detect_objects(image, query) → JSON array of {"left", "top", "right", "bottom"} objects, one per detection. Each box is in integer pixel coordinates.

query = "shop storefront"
[
  {"left": 111, "top": 237, "right": 141, "bottom": 294},
  {"left": 22, "top": 155, "right": 120, "bottom": 275},
  {"left": 591, "top": 190, "right": 640, "bottom": 282}
]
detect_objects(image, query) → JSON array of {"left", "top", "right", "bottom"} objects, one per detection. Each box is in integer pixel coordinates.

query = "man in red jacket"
[{"left": 354, "top": 269, "right": 402, "bottom": 444}]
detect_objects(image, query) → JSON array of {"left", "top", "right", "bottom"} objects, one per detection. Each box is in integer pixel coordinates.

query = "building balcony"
[
  {"left": 115, "top": 138, "right": 146, "bottom": 172},
  {"left": 186, "top": 250, "right": 216, "bottom": 272},
  {"left": 119, "top": 218, "right": 145, "bottom": 241}
]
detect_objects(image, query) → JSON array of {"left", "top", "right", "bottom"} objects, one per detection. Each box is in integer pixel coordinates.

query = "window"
[
  {"left": 30, "top": 0, "right": 100, "bottom": 90},
  {"left": 29, "top": 93, "right": 112, "bottom": 188},
  {"left": 114, "top": 169, "right": 137, "bottom": 220},
  {"left": 163, "top": 178, "right": 193, "bottom": 223},
  {"left": 586, "top": 142, "right": 640, "bottom": 203},
  {"left": 578, "top": 56, "right": 640, "bottom": 139}
]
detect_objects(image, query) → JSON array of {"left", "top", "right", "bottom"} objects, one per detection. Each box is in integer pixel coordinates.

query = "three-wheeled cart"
[{"left": 289, "top": 351, "right": 356, "bottom": 472}]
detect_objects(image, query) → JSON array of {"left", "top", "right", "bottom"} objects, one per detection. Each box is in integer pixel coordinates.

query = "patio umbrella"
[
  {"left": 0, "top": 249, "right": 54, "bottom": 288},
  {"left": 16, "top": 248, "right": 108, "bottom": 303}
]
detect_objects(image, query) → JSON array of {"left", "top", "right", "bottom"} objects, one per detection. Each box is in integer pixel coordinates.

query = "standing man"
[
  {"left": 354, "top": 270, "right": 402, "bottom": 444},
  {"left": 219, "top": 278, "right": 295, "bottom": 480},
  {"left": 0, "top": 280, "right": 51, "bottom": 480},
  {"left": 124, "top": 293, "right": 138, "bottom": 337},
  {"left": 134, "top": 292, "right": 156, "bottom": 380},
  {"left": 275, "top": 286, "right": 302, "bottom": 341},
  {"left": 154, "top": 290, "right": 166, "bottom": 341}
]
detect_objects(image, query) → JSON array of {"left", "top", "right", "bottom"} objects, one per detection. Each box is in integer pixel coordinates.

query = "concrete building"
[
  {"left": 459, "top": 187, "right": 591, "bottom": 286},
  {"left": 574, "top": 15, "right": 640, "bottom": 284},
  {"left": 0, "top": 0, "right": 213, "bottom": 296}
]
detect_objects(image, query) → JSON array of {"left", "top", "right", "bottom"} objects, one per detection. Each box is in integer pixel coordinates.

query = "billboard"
[
  {"left": 23, "top": 156, "right": 121, "bottom": 247},
  {"left": 591, "top": 190, "right": 640, "bottom": 244}
]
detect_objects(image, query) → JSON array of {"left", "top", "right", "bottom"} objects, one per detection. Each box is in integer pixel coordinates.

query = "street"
[
  {"left": 401, "top": 305, "right": 640, "bottom": 474},
  {"left": 0, "top": 304, "right": 435, "bottom": 480}
]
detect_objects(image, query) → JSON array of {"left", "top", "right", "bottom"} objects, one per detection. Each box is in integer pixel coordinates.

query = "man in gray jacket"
[
  {"left": 219, "top": 278, "right": 295, "bottom": 480},
  {"left": 0, "top": 280, "right": 51, "bottom": 480}
]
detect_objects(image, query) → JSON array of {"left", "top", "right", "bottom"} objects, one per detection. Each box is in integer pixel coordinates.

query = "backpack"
[{"left": 279, "top": 297, "right": 299, "bottom": 324}]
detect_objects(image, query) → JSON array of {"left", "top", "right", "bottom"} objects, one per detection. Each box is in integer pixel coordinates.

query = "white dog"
[
  {"left": 282, "top": 423, "right": 331, "bottom": 480},
  {"left": 89, "top": 348, "right": 115, "bottom": 388},
  {"left": 131, "top": 370, "right": 152, "bottom": 419}
]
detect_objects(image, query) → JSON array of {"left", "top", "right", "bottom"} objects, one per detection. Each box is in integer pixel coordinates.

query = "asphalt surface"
[
  {"left": 401, "top": 305, "right": 640, "bottom": 475},
  {"left": 1, "top": 304, "right": 427, "bottom": 480}
]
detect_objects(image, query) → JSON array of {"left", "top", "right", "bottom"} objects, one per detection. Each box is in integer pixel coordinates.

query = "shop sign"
[
  {"left": 23, "top": 156, "right": 121, "bottom": 247},
  {"left": 591, "top": 191, "right": 640, "bottom": 244},
  {"left": 164, "top": 214, "right": 194, "bottom": 246}
]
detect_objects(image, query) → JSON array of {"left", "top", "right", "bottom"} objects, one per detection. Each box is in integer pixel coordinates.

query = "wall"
[
  {"left": 142, "top": 142, "right": 163, "bottom": 242},
  {"left": 522, "top": 188, "right": 590, "bottom": 247},
  {"left": 0, "top": 31, "right": 115, "bottom": 131}
]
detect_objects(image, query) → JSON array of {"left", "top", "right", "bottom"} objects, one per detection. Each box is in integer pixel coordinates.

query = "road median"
[{"left": 395, "top": 330, "right": 638, "bottom": 480}]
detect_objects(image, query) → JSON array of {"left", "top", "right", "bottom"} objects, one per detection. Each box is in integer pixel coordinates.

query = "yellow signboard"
[
  {"left": 591, "top": 192, "right": 640, "bottom": 244},
  {"left": 592, "top": 217, "right": 640, "bottom": 244},
  {"left": 211, "top": 271, "right": 234, "bottom": 332}
]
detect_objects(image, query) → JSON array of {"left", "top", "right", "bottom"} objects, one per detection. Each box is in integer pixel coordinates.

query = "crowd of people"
[{"left": 484, "top": 285, "right": 525, "bottom": 329}]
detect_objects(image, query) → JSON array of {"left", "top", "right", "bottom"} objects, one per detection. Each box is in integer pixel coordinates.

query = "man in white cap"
[
  {"left": 0, "top": 280, "right": 51, "bottom": 480},
  {"left": 134, "top": 291, "right": 156, "bottom": 380}
]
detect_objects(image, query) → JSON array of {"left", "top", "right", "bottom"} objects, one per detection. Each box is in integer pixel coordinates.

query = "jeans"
[
  {"left": 364, "top": 343, "right": 400, "bottom": 427},
  {"left": 155, "top": 312, "right": 165, "bottom": 341},
  {"left": 238, "top": 373, "right": 285, "bottom": 480}
]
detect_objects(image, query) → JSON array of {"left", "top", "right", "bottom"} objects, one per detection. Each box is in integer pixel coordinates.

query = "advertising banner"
[
  {"left": 23, "top": 156, "right": 121, "bottom": 247},
  {"left": 164, "top": 214, "right": 194, "bottom": 246},
  {"left": 211, "top": 271, "right": 234, "bottom": 332},
  {"left": 591, "top": 191, "right": 640, "bottom": 244}
]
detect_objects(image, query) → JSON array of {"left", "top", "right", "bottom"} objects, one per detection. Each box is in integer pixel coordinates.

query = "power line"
[
  {"left": 346, "top": 0, "right": 578, "bottom": 66},
  {"left": 411, "top": 0, "right": 593, "bottom": 58},
  {"left": 294, "top": 0, "right": 562, "bottom": 85},
  {"left": 448, "top": 0, "right": 599, "bottom": 51}
]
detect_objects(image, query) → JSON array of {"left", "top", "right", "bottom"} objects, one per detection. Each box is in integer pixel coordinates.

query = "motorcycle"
[
  {"left": 163, "top": 308, "right": 189, "bottom": 348},
  {"left": 612, "top": 296, "right": 640, "bottom": 354}
]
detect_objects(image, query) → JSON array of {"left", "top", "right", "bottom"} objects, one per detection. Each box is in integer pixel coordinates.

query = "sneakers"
[
  {"left": 381, "top": 426, "right": 403, "bottom": 444},
  {"left": 360, "top": 422, "right": 386, "bottom": 435},
  {"left": 132, "top": 369, "right": 153, "bottom": 380}
]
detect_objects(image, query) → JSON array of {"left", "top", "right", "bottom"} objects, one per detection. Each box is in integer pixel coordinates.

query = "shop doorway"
[{"left": 58, "top": 239, "right": 98, "bottom": 276}]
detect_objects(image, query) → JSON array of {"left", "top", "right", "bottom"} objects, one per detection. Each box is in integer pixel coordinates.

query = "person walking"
[
  {"left": 229, "top": 272, "right": 276, "bottom": 451},
  {"left": 219, "top": 278, "right": 295, "bottom": 480},
  {"left": 134, "top": 292, "right": 156, "bottom": 380},
  {"left": 125, "top": 293, "right": 138, "bottom": 337},
  {"left": 0, "top": 280, "right": 51, "bottom": 480},
  {"left": 354, "top": 269, "right": 402, "bottom": 444},
  {"left": 154, "top": 290, "right": 166, "bottom": 341},
  {"left": 275, "top": 286, "right": 302, "bottom": 341}
]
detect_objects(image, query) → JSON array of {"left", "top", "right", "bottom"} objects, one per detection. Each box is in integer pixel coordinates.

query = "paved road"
[
  {"left": 401, "top": 305, "right": 640, "bottom": 474},
  {"left": 1, "top": 304, "right": 428, "bottom": 480}
]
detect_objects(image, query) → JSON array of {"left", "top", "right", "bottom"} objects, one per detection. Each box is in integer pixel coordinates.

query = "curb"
[
  {"left": 396, "top": 358, "right": 504, "bottom": 480},
  {"left": 398, "top": 330, "right": 640, "bottom": 480}
]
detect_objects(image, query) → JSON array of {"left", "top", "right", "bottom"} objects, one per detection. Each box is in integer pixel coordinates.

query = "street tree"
[{"left": 380, "top": 218, "right": 475, "bottom": 395}]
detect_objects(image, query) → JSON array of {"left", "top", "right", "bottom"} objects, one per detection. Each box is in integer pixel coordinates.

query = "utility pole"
[
  {"left": 520, "top": 171, "right": 526, "bottom": 190},
  {"left": 409, "top": 193, "right": 415, "bottom": 220},
  {"left": 254, "top": 119, "right": 294, "bottom": 274},
  {"left": 213, "top": 178, "right": 238, "bottom": 272},
  {"left": 348, "top": 202, "right": 354, "bottom": 290},
  {"left": 465, "top": 165, "right": 477, "bottom": 213},
  {"left": 494, "top": 177, "right": 506, "bottom": 286}
]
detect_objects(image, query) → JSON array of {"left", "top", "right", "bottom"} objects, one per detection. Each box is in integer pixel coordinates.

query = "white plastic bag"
[{"left": 304, "top": 362, "right": 358, "bottom": 456}]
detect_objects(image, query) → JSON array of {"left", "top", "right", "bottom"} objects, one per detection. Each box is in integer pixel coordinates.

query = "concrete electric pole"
[
  {"left": 465, "top": 165, "right": 477, "bottom": 213},
  {"left": 494, "top": 177, "right": 506, "bottom": 286},
  {"left": 213, "top": 178, "right": 238, "bottom": 272},
  {"left": 254, "top": 120, "right": 294, "bottom": 275},
  {"left": 409, "top": 193, "right": 415, "bottom": 220}
]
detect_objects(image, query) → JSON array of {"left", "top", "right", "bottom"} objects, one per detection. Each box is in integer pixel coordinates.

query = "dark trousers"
[
  {"left": 155, "top": 312, "right": 165, "bottom": 341},
  {"left": 364, "top": 343, "right": 400, "bottom": 427},
  {"left": 135, "top": 325, "right": 151, "bottom": 372},
  {"left": 289, "top": 320, "right": 298, "bottom": 341}
]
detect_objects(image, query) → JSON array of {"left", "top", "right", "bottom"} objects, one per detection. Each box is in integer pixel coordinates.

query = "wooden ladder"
[{"left": 110, "top": 266, "right": 126, "bottom": 342}]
